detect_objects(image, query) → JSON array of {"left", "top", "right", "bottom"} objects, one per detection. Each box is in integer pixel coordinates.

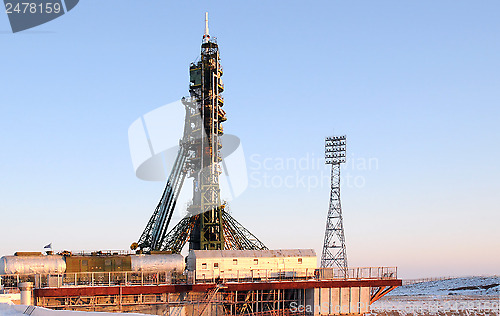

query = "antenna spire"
[{"left": 203, "top": 12, "right": 210, "bottom": 43}]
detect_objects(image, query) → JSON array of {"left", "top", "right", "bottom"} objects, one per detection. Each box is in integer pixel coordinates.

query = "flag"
[{"left": 44, "top": 243, "right": 52, "bottom": 249}]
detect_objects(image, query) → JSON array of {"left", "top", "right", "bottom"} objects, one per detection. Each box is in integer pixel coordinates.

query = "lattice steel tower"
[{"left": 321, "top": 135, "right": 348, "bottom": 273}]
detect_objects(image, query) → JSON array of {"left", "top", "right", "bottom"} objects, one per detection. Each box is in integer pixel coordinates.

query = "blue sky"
[{"left": 0, "top": 1, "right": 498, "bottom": 278}]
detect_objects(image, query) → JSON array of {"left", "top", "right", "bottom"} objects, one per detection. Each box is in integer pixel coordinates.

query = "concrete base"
[{"left": 306, "top": 287, "right": 370, "bottom": 315}]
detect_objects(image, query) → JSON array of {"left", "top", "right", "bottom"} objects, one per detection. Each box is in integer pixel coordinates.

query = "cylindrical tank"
[
  {"left": 131, "top": 254, "right": 184, "bottom": 272},
  {"left": 18, "top": 282, "right": 33, "bottom": 305},
  {"left": 0, "top": 256, "right": 66, "bottom": 275}
]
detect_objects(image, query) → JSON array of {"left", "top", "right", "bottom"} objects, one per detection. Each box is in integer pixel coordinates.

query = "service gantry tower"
[
  {"left": 133, "top": 13, "right": 266, "bottom": 253},
  {"left": 186, "top": 13, "right": 226, "bottom": 250}
]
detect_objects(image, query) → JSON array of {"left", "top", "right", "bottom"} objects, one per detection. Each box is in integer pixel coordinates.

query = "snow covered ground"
[
  {"left": 388, "top": 276, "right": 500, "bottom": 297},
  {"left": 371, "top": 277, "right": 499, "bottom": 315}
]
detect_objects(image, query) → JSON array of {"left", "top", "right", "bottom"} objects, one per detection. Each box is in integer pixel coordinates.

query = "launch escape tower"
[
  {"left": 321, "top": 136, "right": 348, "bottom": 274},
  {"left": 133, "top": 13, "right": 266, "bottom": 253}
]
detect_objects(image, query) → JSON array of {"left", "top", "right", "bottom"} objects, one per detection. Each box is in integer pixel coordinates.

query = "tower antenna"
[{"left": 203, "top": 12, "right": 210, "bottom": 43}]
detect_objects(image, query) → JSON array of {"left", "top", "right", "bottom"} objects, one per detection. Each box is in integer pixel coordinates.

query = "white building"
[{"left": 186, "top": 249, "right": 317, "bottom": 281}]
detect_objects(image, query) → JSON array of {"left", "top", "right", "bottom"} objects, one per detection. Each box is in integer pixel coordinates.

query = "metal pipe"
[{"left": 18, "top": 282, "right": 33, "bottom": 305}]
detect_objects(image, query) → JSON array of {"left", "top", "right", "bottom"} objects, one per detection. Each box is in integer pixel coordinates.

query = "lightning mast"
[{"left": 321, "top": 135, "right": 348, "bottom": 275}]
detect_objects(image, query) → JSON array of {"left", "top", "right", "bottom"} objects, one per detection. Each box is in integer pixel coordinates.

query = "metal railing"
[
  {"left": 194, "top": 268, "right": 314, "bottom": 284},
  {"left": 0, "top": 266, "right": 397, "bottom": 290},
  {"left": 316, "top": 267, "right": 398, "bottom": 280},
  {"left": 0, "top": 271, "right": 183, "bottom": 290}
]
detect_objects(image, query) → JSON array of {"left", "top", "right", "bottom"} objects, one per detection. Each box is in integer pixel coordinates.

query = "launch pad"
[
  {"left": 2, "top": 264, "right": 400, "bottom": 315},
  {"left": 0, "top": 13, "right": 402, "bottom": 316}
]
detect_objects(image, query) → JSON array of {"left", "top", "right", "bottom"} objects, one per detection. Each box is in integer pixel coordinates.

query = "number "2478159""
[{"left": 5, "top": 2, "right": 62, "bottom": 14}]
